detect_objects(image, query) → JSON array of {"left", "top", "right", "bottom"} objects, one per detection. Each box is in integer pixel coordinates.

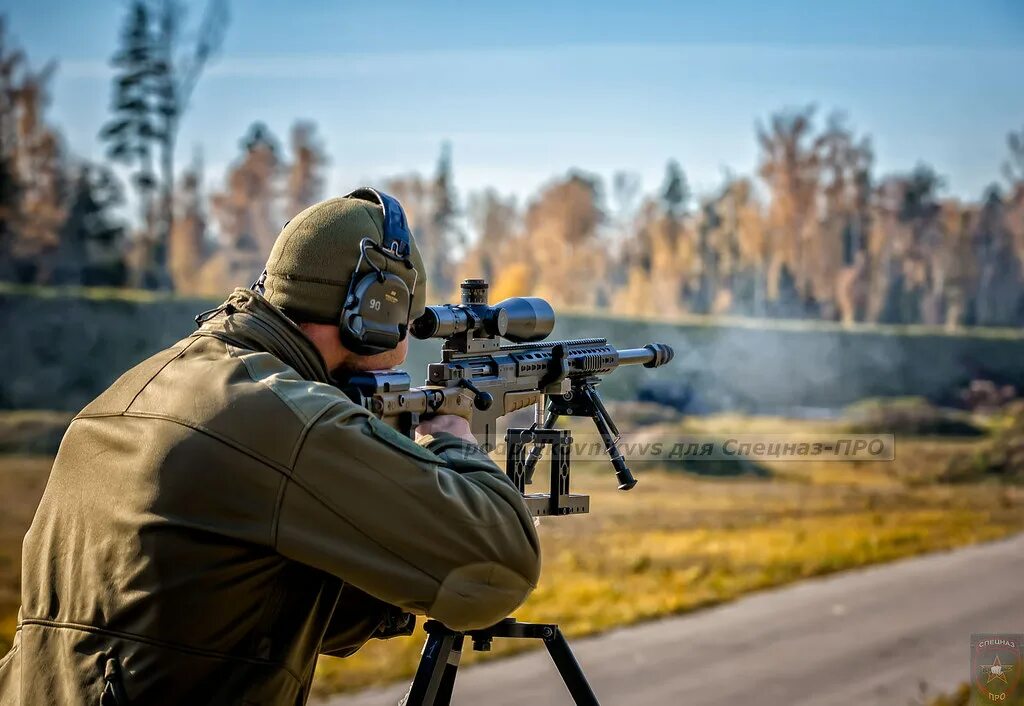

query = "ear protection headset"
[{"left": 336, "top": 188, "right": 418, "bottom": 355}]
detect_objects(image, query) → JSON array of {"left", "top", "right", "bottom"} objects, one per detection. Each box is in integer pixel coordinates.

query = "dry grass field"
[
  {"left": 0, "top": 455, "right": 50, "bottom": 651},
  {"left": 0, "top": 407, "right": 1021, "bottom": 698}
]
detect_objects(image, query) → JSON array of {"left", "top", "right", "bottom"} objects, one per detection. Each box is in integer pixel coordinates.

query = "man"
[{"left": 0, "top": 190, "right": 541, "bottom": 705}]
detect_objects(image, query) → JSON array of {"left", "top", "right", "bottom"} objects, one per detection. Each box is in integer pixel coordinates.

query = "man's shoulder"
[
  {"left": 77, "top": 337, "right": 198, "bottom": 418},
  {"left": 224, "top": 341, "right": 353, "bottom": 426},
  {"left": 78, "top": 333, "right": 357, "bottom": 468}
]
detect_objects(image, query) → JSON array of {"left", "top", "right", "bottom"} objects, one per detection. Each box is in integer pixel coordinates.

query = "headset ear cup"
[{"left": 338, "top": 273, "right": 411, "bottom": 355}]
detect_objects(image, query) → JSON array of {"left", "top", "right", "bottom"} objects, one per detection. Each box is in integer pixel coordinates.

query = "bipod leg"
[
  {"left": 584, "top": 386, "right": 636, "bottom": 491},
  {"left": 544, "top": 626, "right": 599, "bottom": 706},
  {"left": 404, "top": 621, "right": 464, "bottom": 706}
]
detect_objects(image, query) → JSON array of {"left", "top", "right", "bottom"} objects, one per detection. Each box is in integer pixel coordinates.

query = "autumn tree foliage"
[
  {"left": 461, "top": 188, "right": 518, "bottom": 289},
  {"left": 167, "top": 155, "right": 206, "bottom": 293},
  {"left": 522, "top": 172, "right": 608, "bottom": 308},
  {"left": 385, "top": 143, "right": 465, "bottom": 302},
  {"left": 0, "top": 21, "right": 63, "bottom": 284},
  {"left": 194, "top": 123, "right": 281, "bottom": 293},
  {"left": 0, "top": 18, "right": 127, "bottom": 287},
  {"left": 5, "top": 5, "right": 1024, "bottom": 331},
  {"left": 286, "top": 121, "right": 327, "bottom": 219},
  {"left": 171, "top": 121, "right": 330, "bottom": 296}
]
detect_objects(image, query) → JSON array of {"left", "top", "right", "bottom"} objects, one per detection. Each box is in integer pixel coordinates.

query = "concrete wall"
[{"left": 4, "top": 287, "right": 1024, "bottom": 413}]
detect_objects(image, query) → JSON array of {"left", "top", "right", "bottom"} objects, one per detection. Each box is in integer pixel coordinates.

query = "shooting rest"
[
  {"left": 507, "top": 427, "right": 589, "bottom": 516},
  {"left": 403, "top": 426, "right": 599, "bottom": 705}
]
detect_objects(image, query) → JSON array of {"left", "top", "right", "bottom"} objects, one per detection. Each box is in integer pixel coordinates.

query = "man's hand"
[{"left": 415, "top": 415, "right": 476, "bottom": 444}]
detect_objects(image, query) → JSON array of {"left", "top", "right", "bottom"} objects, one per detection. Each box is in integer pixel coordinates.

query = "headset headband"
[{"left": 344, "top": 187, "right": 412, "bottom": 259}]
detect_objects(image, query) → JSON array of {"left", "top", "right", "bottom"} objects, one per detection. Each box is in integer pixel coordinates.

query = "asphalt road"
[{"left": 326, "top": 534, "right": 1024, "bottom": 706}]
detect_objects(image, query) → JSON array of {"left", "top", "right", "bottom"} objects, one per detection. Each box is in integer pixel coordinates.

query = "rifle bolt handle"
[{"left": 458, "top": 379, "right": 494, "bottom": 411}]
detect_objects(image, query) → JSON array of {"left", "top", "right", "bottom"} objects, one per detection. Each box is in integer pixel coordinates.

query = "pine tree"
[
  {"left": 53, "top": 165, "right": 127, "bottom": 286},
  {"left": 428, "top": 141, "right": 461, "bottom": 299},
  {"left": 1004, "top": 125, "right": 1024, "bottom": 186},
  {"left": 101, "top": 2, "right": 157, "bottom": 233},
  {"left": 661, "top": 159, "right": 690, "bottom": 248}
]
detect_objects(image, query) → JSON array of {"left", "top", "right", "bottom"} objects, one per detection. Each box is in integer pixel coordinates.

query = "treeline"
[
  {"left": 0, "top": 0, "right": 228, "bottom": 290},
  {"left": 2, "top": 9, "right": 1024, "bottom": 328}
]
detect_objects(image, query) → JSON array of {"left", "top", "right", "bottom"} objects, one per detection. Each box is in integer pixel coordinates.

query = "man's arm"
[
  {"left": 275, "top": 399, "right": 541, "bottom": 632},
  {"left": 319, "top": 584, "right": 413, "bottom": 658}
]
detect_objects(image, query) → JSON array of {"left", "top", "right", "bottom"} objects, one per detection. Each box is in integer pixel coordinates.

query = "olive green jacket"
[{"left": 0, "top": 289, "right": 541, "bottom": 706}]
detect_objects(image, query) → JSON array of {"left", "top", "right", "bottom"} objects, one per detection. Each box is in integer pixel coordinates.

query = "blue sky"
[{"left": 5, "top": 0, "right": 1024, "bottom": 208}]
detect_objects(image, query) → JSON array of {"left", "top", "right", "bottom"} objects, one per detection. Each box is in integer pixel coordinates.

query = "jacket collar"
[{"left": 194, "top": 288, "right": 332, "bottom": 384}]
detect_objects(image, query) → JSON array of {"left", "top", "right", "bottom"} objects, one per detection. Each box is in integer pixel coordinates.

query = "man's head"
[{"left": 260, "top": 190, "right": 426, "bottom": 377}]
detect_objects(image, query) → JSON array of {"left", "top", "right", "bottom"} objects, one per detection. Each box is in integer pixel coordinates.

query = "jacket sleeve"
[
  {"left": 319, "top": 584, "right": 412, "bottom": 658},
  {"left": 275, "top": 400, "right": 542, "bottom": 632}
]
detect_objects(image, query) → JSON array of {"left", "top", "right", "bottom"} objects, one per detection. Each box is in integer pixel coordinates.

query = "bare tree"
[{"left": 101, "top": 0, "right": 228, "bottom": 289}]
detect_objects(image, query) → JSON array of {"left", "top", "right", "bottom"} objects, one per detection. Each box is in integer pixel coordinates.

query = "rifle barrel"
[{"left": 617, "top": 343, "right": 674, "bottom": 368}]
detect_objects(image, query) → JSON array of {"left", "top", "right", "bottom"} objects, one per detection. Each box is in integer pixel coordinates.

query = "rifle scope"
[{"left": 411, "top": 279, "right": 555, "bottom": 343}]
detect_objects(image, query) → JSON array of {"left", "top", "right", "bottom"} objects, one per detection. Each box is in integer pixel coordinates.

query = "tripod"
[
  {"left": 403, "top": 422, "right": 605, "bottom": 705},
  {"left": 404, "top": 618, "right": 597, "bottom": 705}
]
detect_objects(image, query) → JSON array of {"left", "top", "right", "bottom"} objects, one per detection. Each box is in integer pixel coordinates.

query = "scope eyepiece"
[{"left": 409, "top": 305, "right": 464, "bottom": 340}]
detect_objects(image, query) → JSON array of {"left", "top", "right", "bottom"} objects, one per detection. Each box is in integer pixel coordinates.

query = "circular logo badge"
[{"left": 973, "top": 634, "right": 1021, "bottom": 702}]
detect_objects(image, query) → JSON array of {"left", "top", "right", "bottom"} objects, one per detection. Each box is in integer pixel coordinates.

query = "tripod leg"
[
  {"left": 544, "top": 627, "right": 599, "bottom": 706},
  {"left": 404, "top": 627, "right": 462, "bottom": 706},
  {"left": 429, "top": 632, "right": 463, "bottom": 704}
]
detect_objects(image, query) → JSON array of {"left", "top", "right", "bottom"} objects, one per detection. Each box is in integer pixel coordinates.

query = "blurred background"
[{"left": 1, "top": 2, "right": 1022, "bottom": 705}]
